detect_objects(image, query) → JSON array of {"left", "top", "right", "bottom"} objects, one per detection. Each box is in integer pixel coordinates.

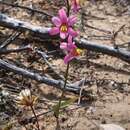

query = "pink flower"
[
  {"left": 49, "top": 8, "right": 78, "bottom": 39},
  {"left": 60, "top": 36, "right": 82, "bottom": 64},
  {"left": 71, "top": 0, "right": 81, "bottom": 13}
]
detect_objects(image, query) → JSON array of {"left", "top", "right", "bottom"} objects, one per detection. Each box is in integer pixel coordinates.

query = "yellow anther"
[
  {"left": 60, "top": 24, "right": 68, "bottom": 32},
  {"left": 76, "top": 48, "right": 83, "bottom": 55},
  {"left": 71, "top": 48, "right": 83, "bottom": 56}
]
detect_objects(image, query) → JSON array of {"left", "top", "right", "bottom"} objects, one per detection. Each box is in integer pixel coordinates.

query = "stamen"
[
  {"left": 76, "top": 48, "right": 82, "bottom": 55},
  {"left": 72, "top": 48, "right": 82, "bottom": 56},
  {"left": 60, "top": 24, "right": 68, "bottom": 32}
]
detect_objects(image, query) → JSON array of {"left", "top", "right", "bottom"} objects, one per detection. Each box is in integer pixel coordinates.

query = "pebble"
[{"left": 99, "top": 124, "right": 125, "bottom": 130}]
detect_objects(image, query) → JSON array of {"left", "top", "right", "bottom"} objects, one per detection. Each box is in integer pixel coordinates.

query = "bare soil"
[{"left": 0, "top": 0, "right": 130, "bottom": 130}]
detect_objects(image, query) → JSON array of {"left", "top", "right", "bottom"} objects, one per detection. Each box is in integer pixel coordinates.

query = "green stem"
[
  {"left": 30, "top": 105, "right": 40, "bottom": 130},
  {"left": 55, "top": 63, "right": 70, "bottom": 119}
]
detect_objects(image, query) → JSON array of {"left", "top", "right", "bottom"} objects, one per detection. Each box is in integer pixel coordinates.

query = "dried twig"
[
  {"left": 0, "top": 45, "right": 31, "bottom": 54},
  {"left": 0, "top": 32, "right": 22, "bottom": 49},
  {"left": 78, "top": 78, "right": 86, "bottom": 105},
  {"left": 111, "top": 25, "right": 125, "bottom": 49},
  {"left": 19, "top": 105, "right": 83, "bottom": 125},
  {"left": 85, "top": 23, "right": 111, "bottom": 34},
  {"left": 0, "top": 1, "right": 53, "bottom": 17},
  {"left": 36, "top": 49, "right": 65, "bottom": 81},
  {"left": 20, "top": 101, "right": 94, "bottom": 126}
]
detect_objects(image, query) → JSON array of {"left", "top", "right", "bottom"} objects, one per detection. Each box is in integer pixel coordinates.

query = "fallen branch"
[
  {"left": 77, "top": 38, "right": 130, "bottom": 63},
  {"left": 0, "top": 45, "right": 31, "bottom": 54},
  {"left": 0, "top": 13, "right": 52, "bottom": 39},
  {"left": 0, "top": 13, "right": 130, "bottom": 63},
  {"left": 0, "top": 59, "right": 87, "bottom": 94}
]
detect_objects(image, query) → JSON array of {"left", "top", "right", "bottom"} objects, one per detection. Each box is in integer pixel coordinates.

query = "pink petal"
[
  {"left": 60, "top": 42, "right": 68, "bottom": 50},
  {"left": 52, "top": 17, "right": 61, "bottom": 27},
  {"left": 68, "top": 16, "right": 77, "bottom": 26},
  {"left": 58, "top": 8, "right": 68, "bottom": 23},
  {"left": 49, "top": 27, "right": 59, "bottom": 35},
  {"left": 71, "top": 0, "right": 80, "bottom": 13},
  {"left": 60, "top": 41, "right": 75, "bottom": 51},
  {"left": 67, "top": 35, "right": 76, "bottom": 50},
  {"left": 60, "top": 32, "right": 68, "bottom": 39},
  {"left": 68, "top": 28, "right": 78, "bottom": 37},
  {"left": 64, "top": 54, "right": 75, "bottom": 64},
  {"left": 72, "top": 5, "right": 80, "bottom": 13},
  {"left": 69, "top": 43, "right": 76, "bottom": 51},
  {"left": 68, "top": 35, "right": 73, "bottom": 44}
]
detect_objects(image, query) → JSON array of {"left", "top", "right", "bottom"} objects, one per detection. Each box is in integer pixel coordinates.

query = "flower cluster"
[
  {"left": 60, "top": 35, "right": 82, "bottom": 64},
  {"left": 49, "top": 1, "right": 82, "bottom": 64}
]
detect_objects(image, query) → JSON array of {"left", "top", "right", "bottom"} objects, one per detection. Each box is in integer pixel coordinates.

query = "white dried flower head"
[{"left": 16, "top": 89, "right": 38, "bottom": 107}]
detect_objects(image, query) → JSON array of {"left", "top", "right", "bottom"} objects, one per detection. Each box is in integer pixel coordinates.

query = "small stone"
[
  {"left": 87, "top": 106, "right": 96, "bottom": 114},
  {"left": 99, "top": 124, "right": 125, "bottom": 130}
]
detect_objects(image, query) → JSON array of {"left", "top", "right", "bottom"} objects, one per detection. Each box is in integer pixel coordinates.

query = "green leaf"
[
  {"left": 53, "top": 97, "right": 77, "bottom": 117},
  {"left": 60, "top": 98, "right": 77, "bottom": 108}
]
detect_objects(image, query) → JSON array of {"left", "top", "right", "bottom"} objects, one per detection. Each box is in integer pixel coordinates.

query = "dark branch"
[
  {"left": 76, "top": 38, "right": 130, "bottom": 63},
  {"left": 0, "top": 59, "right": 86, "bottom": 94},
  {"left": 0, "top": 32, "right": 22, "bottom": 49},
  {"left": 0, "top": 13, "right": 52, "bottom": 39},
  {"left": 0, "top": 45, "right": 31, "bottom": 54},
  {"left": 0, "top": 13, "right": 130, "bottom": 63}
]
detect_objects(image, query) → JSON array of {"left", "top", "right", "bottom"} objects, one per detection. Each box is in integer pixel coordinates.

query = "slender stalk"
[
  {"left": 66, "top": 0, "right": 70, "bottom": 16},
  {"left": 55, "top": 0, "right": 70, "bottom": 127},
  {"left": 56, "top": 63, "right": 70, "bottom": 119},
  {"left": 30, "top": 105, "right": 40, "bottom": 130}
]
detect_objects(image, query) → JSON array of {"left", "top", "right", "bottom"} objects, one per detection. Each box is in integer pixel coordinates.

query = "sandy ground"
[{"left": 0, "top": 0, "right": 130, "bottom": 130}]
